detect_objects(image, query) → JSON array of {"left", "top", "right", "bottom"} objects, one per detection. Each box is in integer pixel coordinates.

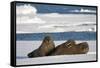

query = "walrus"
[
  {"left": 27, "top": 36, "right": 55, "bottom": 58},
  {"left": 48, "top": 40, "right": 76, "bottom": 55},
  {"left": 49, "top": 40, "right": 89, "bottom": 56}
]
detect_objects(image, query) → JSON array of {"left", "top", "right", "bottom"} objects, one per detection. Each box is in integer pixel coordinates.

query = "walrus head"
[
  {"left": 42, "top": 36, "right": 53, "bottom": 44},
  {"left": 75, "top": 42, "right": 89, "bottom": 54}
]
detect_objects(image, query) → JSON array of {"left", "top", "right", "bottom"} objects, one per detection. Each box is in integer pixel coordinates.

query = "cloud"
[
  {"left": 53, "top": 28, "right": 66, "bottom": 32},
  {"left": 38, "top": 24, "right": 56, "bottom": 29},
  {"left": 17, "top": 16, "right": 45, "bottom": 24},
  {"left": 80, "top": 8, "right": 96, "bottom": 13},
  {"left": 17, "top": 4, "right": 37, "bottom": 16},
  {"left": 70, "top": 8, "right": 96, "bottom": 13},
  {"left": 16, "top": 4, "right": 45, "bottom": 24},
  {"left": 41, "top": 13, "right": 67, "bottom": 17}
]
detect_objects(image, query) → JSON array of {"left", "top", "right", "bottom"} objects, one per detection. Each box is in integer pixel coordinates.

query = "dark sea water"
[{"left": 16, "top": 32, "right": 96, "bottom": 41}]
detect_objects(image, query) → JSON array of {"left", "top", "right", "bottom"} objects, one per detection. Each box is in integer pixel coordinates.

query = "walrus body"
[
  {"left": 28, "top": 36, "right": 55, "bottom": 58},
  {"left": 49, "top": 40, "right": 89, "bottom": 55}
]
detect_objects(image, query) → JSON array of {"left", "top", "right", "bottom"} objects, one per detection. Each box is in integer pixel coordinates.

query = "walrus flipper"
[{"left": 27, "top": 49, "right": 40, "bottom": 58}]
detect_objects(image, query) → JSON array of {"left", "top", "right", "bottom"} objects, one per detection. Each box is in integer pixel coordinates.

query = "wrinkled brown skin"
[
  {"left": 27, "top": 36, "right": 55, "bottom": 58},
  {"left": 49, "top": 40, "right": 89, "bottom": 56}
]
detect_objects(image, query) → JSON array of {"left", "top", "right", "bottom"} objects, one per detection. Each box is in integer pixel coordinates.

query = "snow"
[{"left": 16, "top": 40, "right": 96, "bottom": 65}]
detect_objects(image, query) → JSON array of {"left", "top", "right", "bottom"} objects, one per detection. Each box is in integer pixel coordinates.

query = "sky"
[
  {"left": 16, "top": 3, "right": 96, "bottom": 33},
  {"left": 16, "top": 3, "right": 96, "bottom": 14}
]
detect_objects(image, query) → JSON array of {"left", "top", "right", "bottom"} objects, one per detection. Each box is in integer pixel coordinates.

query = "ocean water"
[{"left": 16, "top": 32, "right": 96, "bottom": 41}]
